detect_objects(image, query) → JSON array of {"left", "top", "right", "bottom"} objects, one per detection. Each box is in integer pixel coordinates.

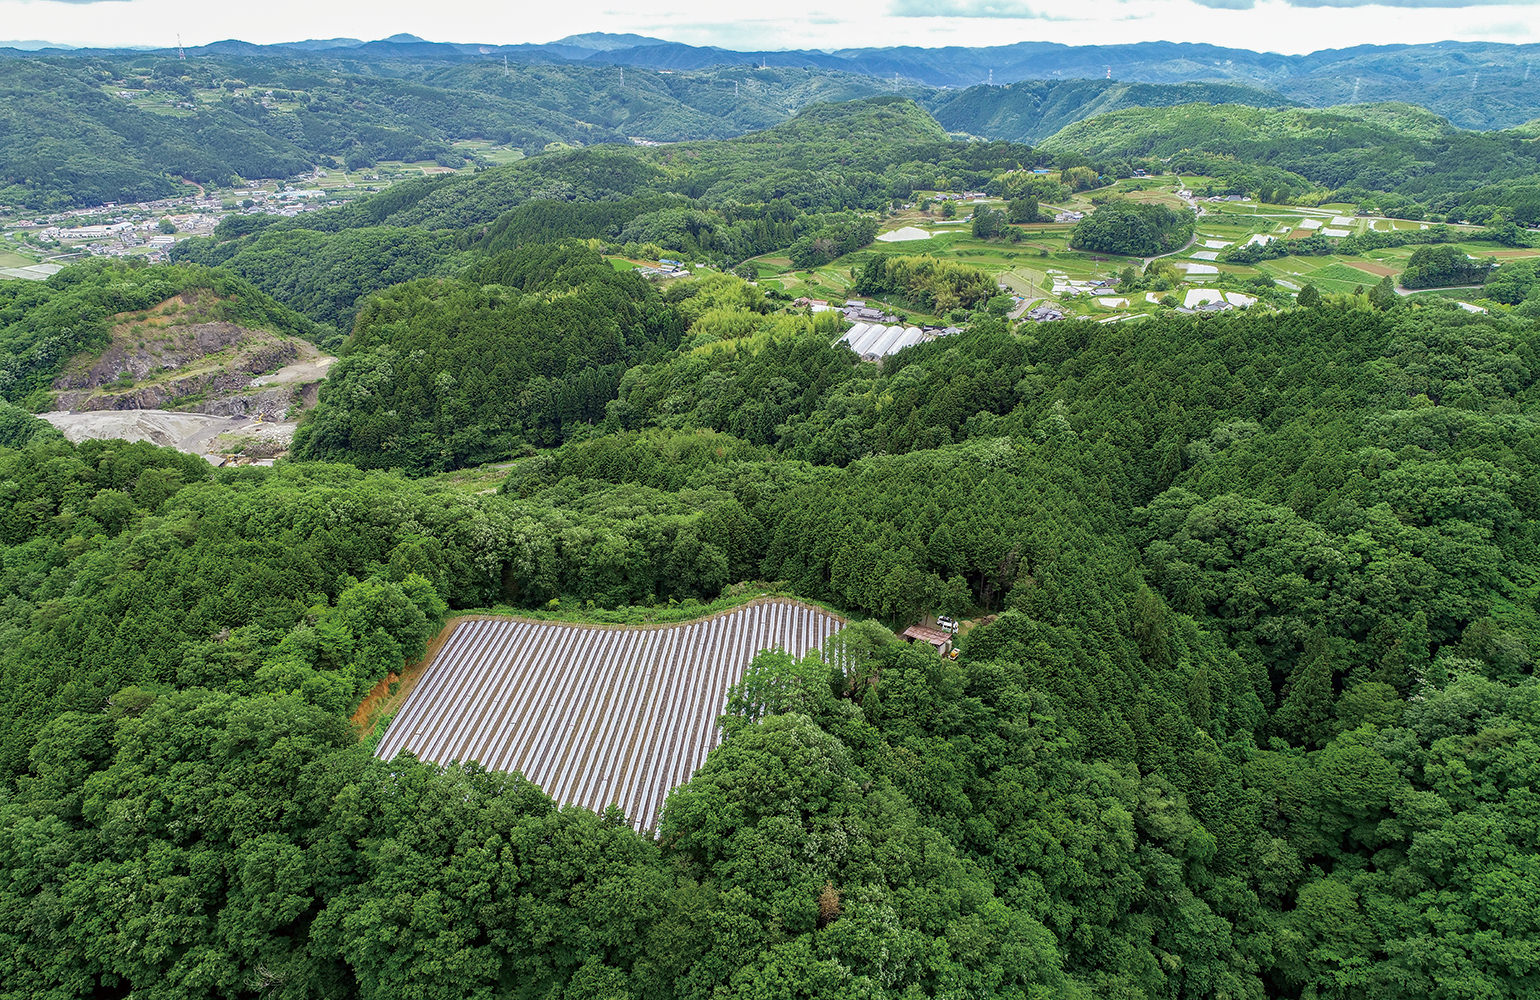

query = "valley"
[{"left": 0, "top": 28, "right": 1537, "bottom": 1000}]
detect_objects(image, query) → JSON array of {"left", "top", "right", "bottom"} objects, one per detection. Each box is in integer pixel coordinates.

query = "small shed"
[{"left": 901, "top": 625, "right": 953, "bottom": 655}]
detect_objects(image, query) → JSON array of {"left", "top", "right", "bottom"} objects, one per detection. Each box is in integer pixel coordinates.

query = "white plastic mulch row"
[{"left": 376, "top": 600, "right": 844, "bottom": 831}]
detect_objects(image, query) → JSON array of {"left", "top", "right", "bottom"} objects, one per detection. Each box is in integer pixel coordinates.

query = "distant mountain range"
[{"left": 3, "top": 33, "right": 1536, "bottom": 130}]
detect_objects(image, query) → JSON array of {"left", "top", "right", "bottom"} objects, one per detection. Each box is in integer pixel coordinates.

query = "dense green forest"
[
  {"left": 1069, "top": 200, "right": 1196, "bottom": 256},
  {"left": 929, "top": 78, "right": 1296, "bottom": 143},
  {"left": 1042, "top": 102, "right": 1540, "bottom": 222},
  {"left": 291, "top": 242, "right": 682, "bottom": 470},
  {"left": 0, "top": 55, "right": 913, "bottom": 210},
  {"left": 2, "top": 244, "right": 1538, "bottom": 995},
  {"left": 3, "top": 61, "right": 1540, "bottom": 999},
  {"left": 1399, "top": 244, "right": 1497, "bottom": 289}
]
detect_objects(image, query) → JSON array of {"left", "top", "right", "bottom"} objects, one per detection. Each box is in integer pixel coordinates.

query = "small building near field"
[{"left": 901, "top": 625, "right": 953, "bottom": 656}]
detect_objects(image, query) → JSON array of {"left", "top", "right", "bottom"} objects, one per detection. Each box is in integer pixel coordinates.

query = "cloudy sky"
[{"left": 4, "top": 0, "right": 1538, "bottom": 53}]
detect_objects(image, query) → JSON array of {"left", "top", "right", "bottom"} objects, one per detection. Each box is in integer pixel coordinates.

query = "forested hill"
[
  {"left": 0, "top": 260, "right": 322, "bottom": 408},
  {"left": 2, "top": 279, "right": 1539, "bottom": 996},
  {"left": 584, "top": 38, "right": 1540, "bottom": 128},
  {"left": 16, "top": 36, "right": 1540, "bottom": 129},
  {"left": 7, "top": 39, "right": 1540, "bottom": 210},
  {"left": 0, "top": 55, "right": 914, "bottom": 210},
  {"left": 201, "top": 98, "right": 996, "bottom": 236},
  {"left": 929, "top": 79, "right": 1295, "bottom": 143},
  {"left": 1041, "top": 102, "right": 1540, "bottom": 218}
]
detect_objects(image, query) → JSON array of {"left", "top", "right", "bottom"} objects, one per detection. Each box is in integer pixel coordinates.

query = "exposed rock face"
[
  {"left": 53, "top": 321, "right": 269, "bottom": 390},
  {"left": 40, "top": 295, "right": 333, "bottom": 462},
  {"left": 50, "top": 309, "right": 331, "bottom": 421}
]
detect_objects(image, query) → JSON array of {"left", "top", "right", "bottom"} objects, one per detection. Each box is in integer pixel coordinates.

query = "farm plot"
[{"left": 376, "top": 599, "right": 844, "bottom": 831}]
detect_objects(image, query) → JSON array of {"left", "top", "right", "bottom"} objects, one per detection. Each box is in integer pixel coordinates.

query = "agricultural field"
[
  {"left": 376, "top": 598, "right": 845, "bottom": 830},
  {"left": 757, "top": 176, "right": 1539, "bottom": 325},
  {"left": 451, "top": 139, "right": 528, "bottom": 166}
]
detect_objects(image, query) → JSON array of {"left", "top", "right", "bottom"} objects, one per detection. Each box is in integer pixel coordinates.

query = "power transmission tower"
[{"left": 177, "top": 34, "right": 186, "bottom": 60}]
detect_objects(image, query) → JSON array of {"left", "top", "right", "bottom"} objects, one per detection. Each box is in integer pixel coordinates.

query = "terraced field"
[{"left": 376, "top": 599, "right": 844, "bottom": 830}]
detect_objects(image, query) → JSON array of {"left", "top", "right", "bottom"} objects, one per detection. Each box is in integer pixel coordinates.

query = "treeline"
[
  {"left": 786, "top": 216, "right": 879, "bottom": 268},
  {"left": 1220, "top": 222, "right": 1524, "bottom": 265},
  {"left": 170, "top": 226, "right": 467, "bottom": 334},
  {"left": 1400, "top": 243, "right": 1495, "bottom": 288}
]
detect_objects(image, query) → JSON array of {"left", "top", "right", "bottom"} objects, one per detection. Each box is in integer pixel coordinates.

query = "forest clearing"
[{"left": 376, "top": 599, "right": 845, "bottom": 830}]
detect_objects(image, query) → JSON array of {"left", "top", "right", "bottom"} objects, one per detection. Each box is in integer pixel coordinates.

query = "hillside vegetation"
[
  {"left": 0, "top": 260, "right": 320, "bottom": 410},
  {"left": 1043, "top": 101, "right": 1540, "bottom": 219},
  {"left": 0, "top": 55, "right": 914, "bottom": 210},
  {"left": 0, "top": 283, "right": 1537, "bottom": 997},
  {"left": 3, "top": 49, "right": 1540, "bottom": 1000},
  {"left": 14, "top": 38, "right": 1540, "bottom": 211},
  {"left": 930, "top": 78, "right": 1295, "bottom": 142},
  {"left": 169, "top": 100, "right": 1039, "bottom": 323}
]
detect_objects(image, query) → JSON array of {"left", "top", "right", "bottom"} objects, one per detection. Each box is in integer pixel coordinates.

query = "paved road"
[
  {"left": 1140, "top": 187, "right": 1204, "bottom": 267},
  {"left": 1394, "top": 283, "right": 1486, "bottom": 297}
]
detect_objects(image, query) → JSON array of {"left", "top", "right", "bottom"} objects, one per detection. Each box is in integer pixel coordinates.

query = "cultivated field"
[{"left": 376, "top": 598, "right": 845, "bottom": 830}]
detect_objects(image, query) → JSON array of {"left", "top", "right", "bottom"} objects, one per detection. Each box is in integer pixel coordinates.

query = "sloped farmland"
[{"left": 375, "top": 598, "right": 844, "bottom": 830}]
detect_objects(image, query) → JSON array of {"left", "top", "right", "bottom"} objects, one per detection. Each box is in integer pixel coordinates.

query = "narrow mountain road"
[{"left": 1394, "top": 284, "right": 1486, "bottom": 296}]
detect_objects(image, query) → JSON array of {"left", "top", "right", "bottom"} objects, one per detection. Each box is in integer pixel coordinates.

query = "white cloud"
[{"left": 887, "top": 0, "right": 1064, "bottom": 16}]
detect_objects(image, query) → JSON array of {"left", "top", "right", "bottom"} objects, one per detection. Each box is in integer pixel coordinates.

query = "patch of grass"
[{"left": 422, "top": 462, "right": 517, "bottom": 496}]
